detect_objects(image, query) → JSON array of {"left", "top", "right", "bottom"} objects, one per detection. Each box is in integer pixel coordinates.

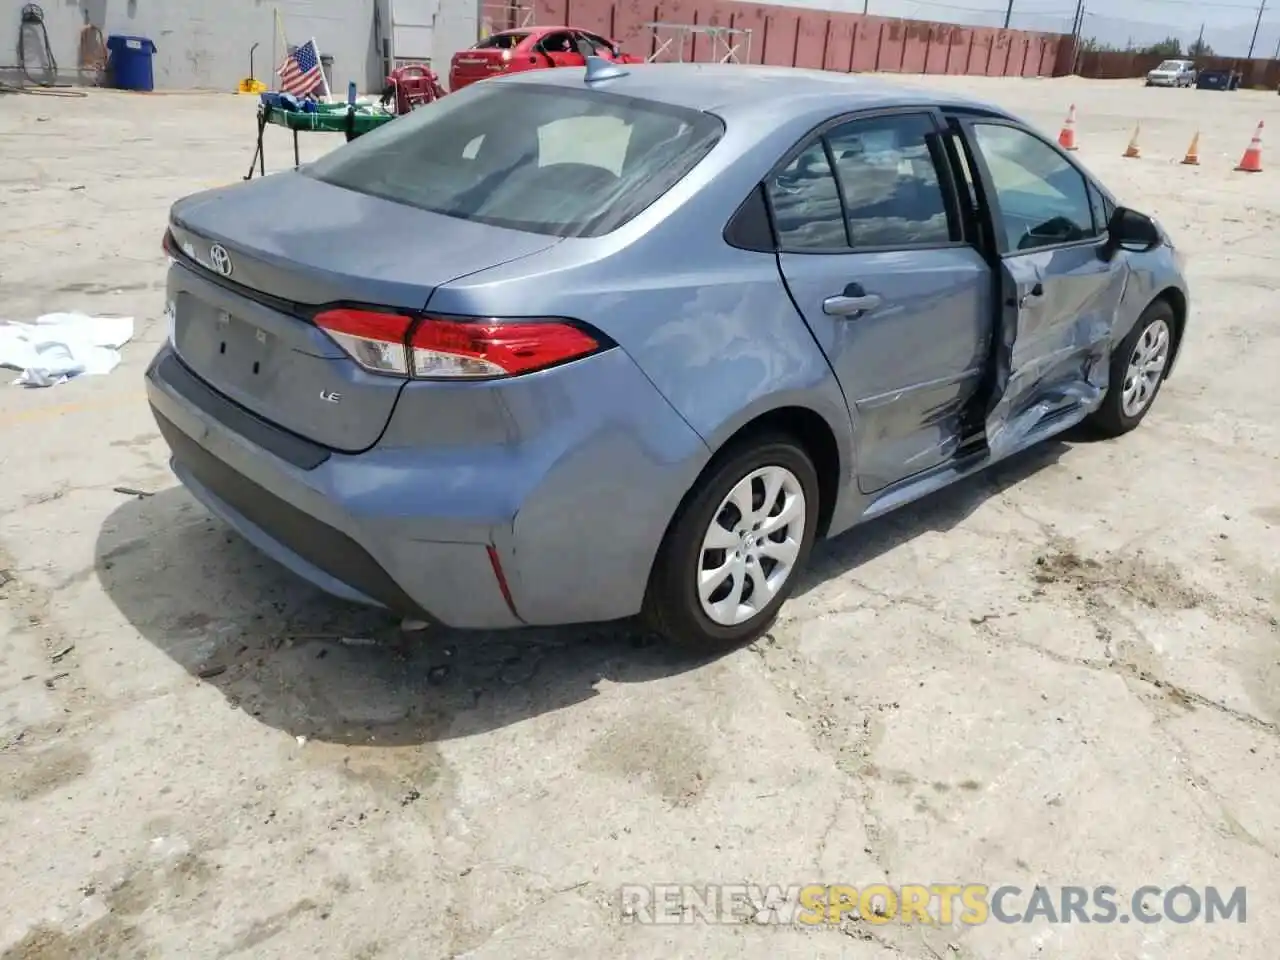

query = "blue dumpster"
[{"left": 106, "top": 35, "right": 157, "bottom": 92}]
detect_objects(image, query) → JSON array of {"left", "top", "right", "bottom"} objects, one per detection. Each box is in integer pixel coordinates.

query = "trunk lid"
[
  {"left": 450, "top": 49, "right": 511, "bottom": 88},
  {"left": 167, "top": 173, "right": 560, "bottom": 453}
]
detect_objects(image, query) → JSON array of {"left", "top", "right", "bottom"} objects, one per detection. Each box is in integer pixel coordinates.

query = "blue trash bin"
[{"left": 106, "top": 35, "right": 157, "bottom": 92}]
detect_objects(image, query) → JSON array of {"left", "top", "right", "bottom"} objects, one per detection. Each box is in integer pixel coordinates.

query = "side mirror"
[{"left": 1102, "top": 206, "right": 1161, "bottom": 260}]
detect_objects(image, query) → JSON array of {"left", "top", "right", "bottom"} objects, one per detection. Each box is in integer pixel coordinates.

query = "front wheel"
[
  {"left": 644, "top": 435, "right": 820, "bottom": 650},
  {"left": 1088, "top": 299, "right": 1176, "bottom": 437}
]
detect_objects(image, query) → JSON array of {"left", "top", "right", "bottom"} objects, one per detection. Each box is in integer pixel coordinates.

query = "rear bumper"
[
  {"left": 145, "top": 343, "right": 708, "bottom": 629},
  {"left": 146, "top": 347, "right": 518, "bottom": 628}
]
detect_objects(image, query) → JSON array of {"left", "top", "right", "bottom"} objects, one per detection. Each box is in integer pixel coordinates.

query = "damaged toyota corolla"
[{"left": 148, "top": 60, "right": 1189, "bottom": 649}]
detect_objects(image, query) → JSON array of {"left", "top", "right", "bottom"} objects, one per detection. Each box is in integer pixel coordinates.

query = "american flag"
[{"left": 278, "top": 39, "right": 324, "bottom": 97}]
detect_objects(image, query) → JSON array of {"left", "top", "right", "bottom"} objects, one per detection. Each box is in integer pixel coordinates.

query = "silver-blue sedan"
[{"left": 148, "top": 61, "right": 1189, "bottom": 649}]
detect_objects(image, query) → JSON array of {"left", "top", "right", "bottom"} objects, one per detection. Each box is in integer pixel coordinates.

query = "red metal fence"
[
  {"left": 532, "top": 0, "right": 1071, "bottom": 78},
  {"left": 1078, "top": 50, "right": 1280, "bottom": 88}
]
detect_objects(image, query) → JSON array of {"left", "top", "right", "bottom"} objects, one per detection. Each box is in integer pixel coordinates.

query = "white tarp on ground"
[{"left": 0, "top": 313, "right": 135, "bottom": 387}]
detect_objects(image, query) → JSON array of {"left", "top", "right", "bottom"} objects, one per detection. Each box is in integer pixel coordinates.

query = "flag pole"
[
  {"left": 274, "top": 8, "right": 289, "bottom": 85},
  {"left": 312, "top": 38, "right": 332, "bottom": 100}
]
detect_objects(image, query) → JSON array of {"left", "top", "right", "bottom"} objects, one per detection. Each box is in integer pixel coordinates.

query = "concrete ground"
[{"left": 0, "top": 75, "right": 1277, "bottom": 960}]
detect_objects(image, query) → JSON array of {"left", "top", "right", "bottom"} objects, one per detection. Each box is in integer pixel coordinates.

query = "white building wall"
[{"left": 0, "top": 0, "right": 478, "bottom": 92}]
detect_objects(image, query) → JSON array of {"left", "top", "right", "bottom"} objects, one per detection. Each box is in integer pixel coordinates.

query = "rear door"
[
  {"left": 949, "top": 115, "right": 1124, "bottom": 457},
  {"left": 536, "top": 30, "right": 585, "bottom": 69},
  {"left": 770, "top": 110, "right": 994, "bottom": 493}
]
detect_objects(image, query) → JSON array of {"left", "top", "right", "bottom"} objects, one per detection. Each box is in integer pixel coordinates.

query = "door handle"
[
  {"left": 823, "top": 283, "right": 882, "bottom": 317},
  {"left": 1017, "top": 282, "right": 1044, "bottom": 308}
]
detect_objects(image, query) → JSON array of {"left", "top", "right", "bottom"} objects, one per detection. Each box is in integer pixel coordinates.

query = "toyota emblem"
[{"left": 208, "top": 243, "right": 233, "bottom": 278}]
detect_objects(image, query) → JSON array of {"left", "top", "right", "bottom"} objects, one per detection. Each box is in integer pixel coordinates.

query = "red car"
[{"left": 449, "top": 26, "right": 643, "bottom": 91}]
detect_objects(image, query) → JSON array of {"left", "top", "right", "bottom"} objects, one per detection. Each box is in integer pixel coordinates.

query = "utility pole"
[
  {"left": 1247, "top": 0, "right": 1266, "bottom": 58},
  {"left": 1069, "top": 0, "right": 1086, "bottom": 73},
  {"left": 1194, "top": 22, "right": 1204, "bottom": 55},
  {"left": 1004, "top": 0, "right": 1015, "bottom": 29}
]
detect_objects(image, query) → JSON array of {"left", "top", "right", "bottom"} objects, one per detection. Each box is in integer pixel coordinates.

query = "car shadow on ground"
[
  {"left": 795, "top": 433, "right": 1077, "bottom": 598},
  {"left": 95, "top": 487, "right": 714, "bottom": 748},
  {"left": 94, "top": 429, "right": 1088, "bottom": 749}
]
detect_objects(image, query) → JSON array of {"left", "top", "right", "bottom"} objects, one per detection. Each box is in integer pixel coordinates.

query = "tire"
[
  {"left": 1088, "top": 299, "right": 1176, "bottom": 437},
  {"left": 643, "top": 433, "right": 820, "bottom": 650}
]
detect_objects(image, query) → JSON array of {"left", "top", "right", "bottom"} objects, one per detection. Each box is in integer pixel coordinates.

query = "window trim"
[
  {"left": 948, "top": 114, "right": 1108, "bottom": 259},
  {"left": 723, "top": 183, "right": 777, "bottom": 253},
  {"left": 758, "top": 106, "right": 971, "bottom": 257},
  {"left": 938, "top": 122, "right": 993, "bottom": 256}
]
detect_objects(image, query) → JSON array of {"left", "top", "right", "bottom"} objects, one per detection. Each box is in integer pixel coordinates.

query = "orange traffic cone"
[
  {"left": 1235, "top": 120, "right": 1264, "bottom": 173},
  {"left": 1181, "top": 130, "right": 1201, "bottom": 165},
  {"left": 1122, "top": 122, "right": 1141, "bottom": 159},
  {"left": 1058, "top": 104, "right": 1078, "bottom": 151}
]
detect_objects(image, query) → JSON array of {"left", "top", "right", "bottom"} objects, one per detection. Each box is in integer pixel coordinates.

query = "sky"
[{"left": 762, "top": 0, "right": 1280, "bottom": 57}]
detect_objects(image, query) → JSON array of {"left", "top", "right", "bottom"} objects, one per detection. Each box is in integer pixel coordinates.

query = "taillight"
[
  {"left": 313, "top": 308, "right": 604, "bottom": 380},
  {"left": 314, "top": 308, "right": 413, "bottom": 375},
  {"left": 162, "top": 229, "right": 176, "bottom": 256}
]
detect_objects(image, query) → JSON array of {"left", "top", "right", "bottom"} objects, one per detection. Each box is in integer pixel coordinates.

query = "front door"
[
  {"left": 770, "top": 111, "right": 993, "bottom": 494},
  {"left": 952, "top": 118, "right": 1125, "bottom": 458},
  {"left": 576, "top": 31, "right": 623, "bottom": 61}
]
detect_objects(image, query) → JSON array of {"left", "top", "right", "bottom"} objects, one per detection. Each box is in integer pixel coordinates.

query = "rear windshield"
[
  {"left": 305, "top": 84, "right": 724, "bottom": 238},
  {"left": 475, "top": 32, "right": 528, "bottom": 50}
]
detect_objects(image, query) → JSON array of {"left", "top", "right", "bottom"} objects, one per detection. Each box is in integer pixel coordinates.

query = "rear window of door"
[
  {"left": 305, "top": 84, "right": 723, "bottom": 238},
  {"left": 766, "top": 113, "right": 954, "bottom": 251},
  {"left": 538, "top": 30, "right": 578, "bottom": 53},
  {"left": 475, "top": 32, "right": 529, "bottom": 50},
  {"left": 766, "top": 140, "right": 846, "bottom": 249},
  {"left": 970, "top": 123, "right": 1098, "bottom": 253},
  {"left": 827, "top": 115, "right": 953, "bottom": 247}
]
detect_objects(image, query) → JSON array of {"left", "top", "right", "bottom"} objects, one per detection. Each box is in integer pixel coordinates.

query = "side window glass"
[
  {"left": 826, "top": 114, "right": 952, "bottom": 247},
  {"left": 971, "top": 123, "right": 1096, "bottom": 252},
  {"left": 766, "top": 141, "right": 846, "bottom": 250},
  {"left": 540, "top": 31, "right": 574, "bottom": 53}
]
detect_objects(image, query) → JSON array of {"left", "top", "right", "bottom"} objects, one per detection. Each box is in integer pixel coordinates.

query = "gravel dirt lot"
[{"left": 1, "top": 75, "right": 1277, "bottom": 959}]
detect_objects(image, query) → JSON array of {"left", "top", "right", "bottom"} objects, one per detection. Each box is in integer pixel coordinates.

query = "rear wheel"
[
  {"left": 1088, "top": 299, "right": 1175, "bottom": 437},
  {"left": 644, "top": 435, "right": 819, "bottom": 650}
]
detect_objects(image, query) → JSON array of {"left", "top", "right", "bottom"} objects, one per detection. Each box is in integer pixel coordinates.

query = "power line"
[
  {"left": 1087, "top": 0, "right": 1262, "bottom": 8},
  {"left": 897, "top": 0, "right": 1074, "bottom": 11}
]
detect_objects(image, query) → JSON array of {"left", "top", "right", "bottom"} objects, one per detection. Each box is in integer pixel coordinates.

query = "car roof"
[
  {"left": 489, "top": 26, "right": 572, "bottom": 36},
  {"left": 500, "top": 61, "right": 1012, "bottom": 126}
]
